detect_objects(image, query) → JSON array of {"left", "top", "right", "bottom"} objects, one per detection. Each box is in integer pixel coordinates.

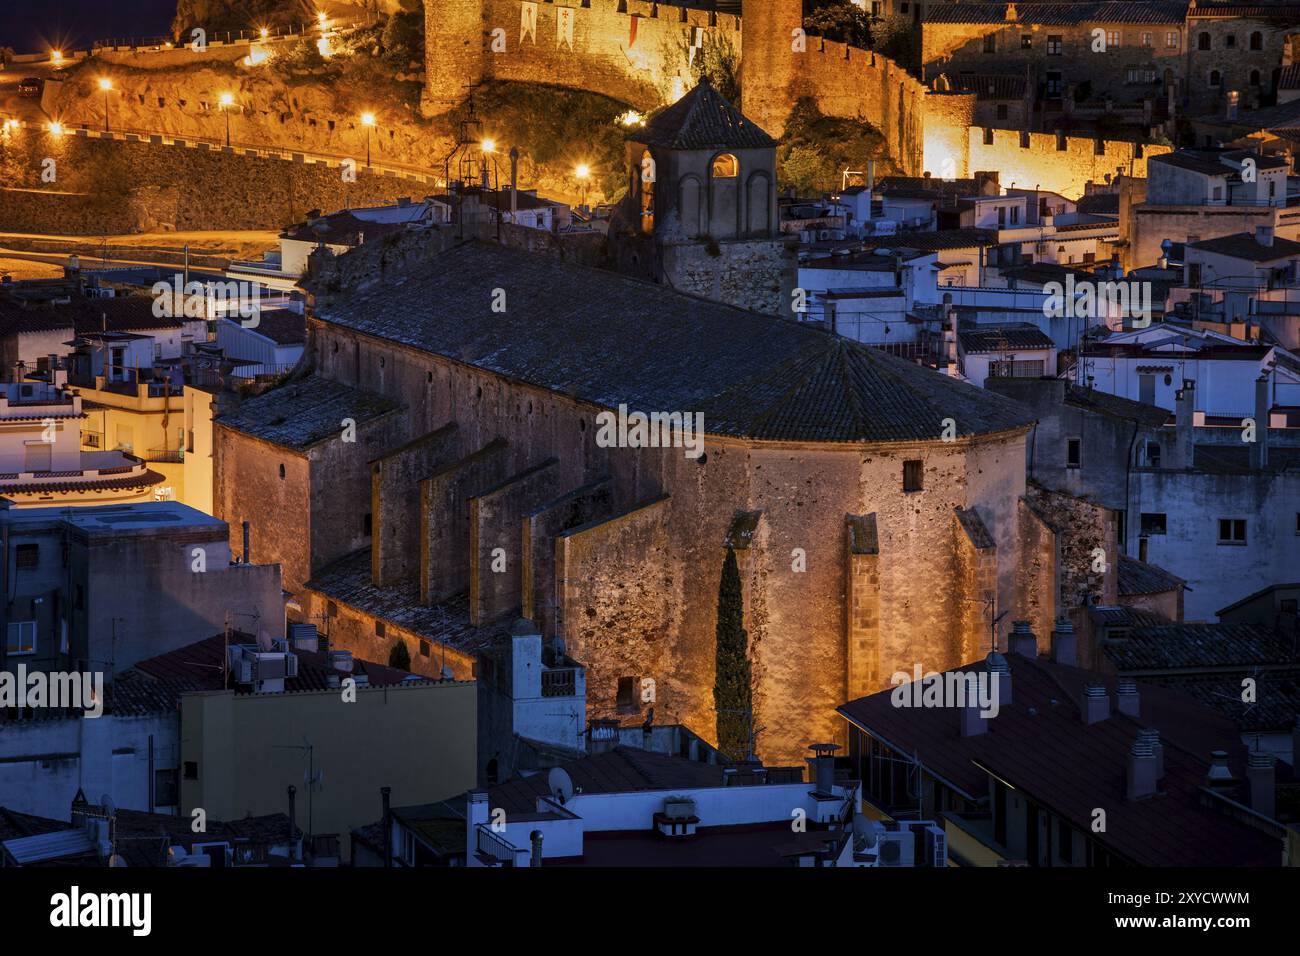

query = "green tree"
[
  {"left": 388, "top": 639, "right": 411, "bottom": 670},
  {"left": 713, "top": 546, "right": 753, "bottom": 761},
  {"left": 381, "top": 8, "right": 425, "bottom": 68},
  {"left": 804, "top": 0, "right": 873, "bottom": 49}
]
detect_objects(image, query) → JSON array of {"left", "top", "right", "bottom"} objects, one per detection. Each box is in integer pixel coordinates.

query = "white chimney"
[
  {"left": 1255, "top": 225, "right": 1274, "bottom": 248},
  {"left": 1250, "top": 373, "right": 1270, "bottom": 470},
  {"left": 1140, "top": 728, "right": 1164, "bottom": 779},
  {"left": 1126, "top": 736, "right": 1159, "bottom": 800},
  {"left": 1205, "top": 750, "right": 1235, "bottom": 789},
  {"left": 1081, "top": 683, "right": 1109, "bottom": 725},
  {"left": 1247, "top": 751, "right": 1276, "bottom": 819},
  {"left": 987, "top": 650, "right": 1012, "bottom": 707},
  {"left": 1172, "top": 380, "right": 1196, "bottom": 470},
  {"left": 1051, "top": 617, "right": 1078, "bottom": 667},
  {"left": 1116, "top": 678, "right": 1140, "bottom": 718},
  {"left": 1009, "top": 620, "right": 1037, "bottom": 658}
]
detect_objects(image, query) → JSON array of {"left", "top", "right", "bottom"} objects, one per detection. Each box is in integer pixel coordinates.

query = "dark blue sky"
[{"left": 0, "top": 1, "right": 177, "bottom": 53}]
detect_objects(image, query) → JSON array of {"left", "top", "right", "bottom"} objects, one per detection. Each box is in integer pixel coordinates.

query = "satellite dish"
[
  {"left": 852, "top": 813, "right": 877, "bottom": 849},
  {"left": 547, "top": 767, "right": 575, "bottom": 805}
]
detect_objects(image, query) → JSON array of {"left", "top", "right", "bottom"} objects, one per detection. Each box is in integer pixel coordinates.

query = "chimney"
[
  {"left": 1140, "top": 728, "right": 1164, "bottom": 779},
  {"left": 1051, "top": 617, "right": 1078, "bottom": 667},
  {"left": 287, "top": 785, "right": 299, "bottom": 862},
  {"left": 1116, "top": 678, "right": 1140, "bottom": 718},
  {"left": 1126, "top": 736, "right": 1159, "bottom": 799},
  {"left": 866, "top": 159, "right": 875, "bottom": 194},
  {"left": 529, "top": 829, "right": 544, "bottom": 867},
  {"left": 1255, "top": 224, "right": 1274, "bottom": 248},
  {"left": 808, "top": 743, "right": 839, "bottom": 795},
  {"left": 381, "top": 786, "right": 393, "bottom": 869},
  {"left": 1247, "top": 752, "right": 1276, "bottom": 819},
  {"left": 960, "top": 700, "right": 988, "bottom": 737},
  {"left": 588, "top": 718, "right": 618, "bottom": 755},
  {"left": 1009, "top": 620, "right": 1037, "bottom": 658},
  {"left": 1205, "top": 750, "right": 1235, "bottom": 790},
  {"left": 987, "top": 650, "right": 1012, "bottom": 707},
  {"left": 467, "top": 790, "right": 489, "bottom": 851},
  {"left": 242, "top": 520, "right": 251, "bottom": 564},
  {"left": 1172, "top": 379, "right": 1196, "bottom": 470},
  {"left": 1081, "top": 682, "right": 1109, "bottom": 725},
  {"left": 1250, "top": 373, "right": 1270, "bottom": 470}
]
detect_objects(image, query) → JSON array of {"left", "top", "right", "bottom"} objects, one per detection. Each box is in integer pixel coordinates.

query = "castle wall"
[
  {"left": 372, "top": 424, "right": 460, "bottom": 587},
  {"left": 469, "top": 458, "right": 561, "bottom": 625},
  {"left": 522, "top": 478, "right": 616, "bottom": 637},
  {"left": 963, "top": 128, "right": 1170, "bottom": 199}
]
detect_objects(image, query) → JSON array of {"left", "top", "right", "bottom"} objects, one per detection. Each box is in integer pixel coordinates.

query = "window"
[
  {"left": 1218, "top": 518, "right": 1247, "bottom": 544},
  {"left": 1166, "top": 31, "right": 1179, "bottom": 49},
  {"left": 1140, "top": 513, "right": 1167, "bottom": 535},
  {"left": 990, "top": 359, "right": 1045, "bottom": 378},
  {"left": 6, "top": 621, "right": 36, "bottom": 655},
  {"left": 420, "top": 639, "right": 431, "bottom": 658},
  {"left": 363, "top": 512, "right": 373, "bottom": 536},
  {"left": 1250, "top": 31, "right": 1263, "bottom": 51},
  {"left": 183, "top": 761, "right": 199, "bottom": 780},
  {"left": 1225, "top": 34, "right": 1235, "bottom": 49},
  {"left": 903, "top": 460, "right": 923, "bottom": 492},
  {"left": 1021, "top": 35, "right": 1032, "bottom": 49},
  {"left": 278, "top": 463, "right": 285, "bottom": 479},
  {"left": 1198, "top": 32, "right": 1211, "bottom": 51},
  {"left": 1106, "top": 30, "right": 1120, "bottom": 48},
  {"left": 984, "top": 127, "right": 995, "bottom": 145},
  {"left": 984, "top": 35, "right": 996, "bottom": 54},
  {"left": 375, "top": 620, "right": 385, "bottom": 637},
  {"left": 1141, "top": 32, "right": 1152, "bottom": 47},
  {"left": 711, "top": 153, "right": 738, "bottom": 178},
  {"left": 1066, "top": 438, "right": 1081, "bottom": 468},
  {"left": 1146, "top": 443, "right": 1161, "bottom": 468},
  {"left": 617, "top": 676, "right": 638, "bottom": 713},
  {"left": 1047, "top": 35, "right": 1062, "bottom": 55},
  {"left": 1056, "top": 129, "right": 1067, "bottom": 151},
  {"left": 1047, "top": 72, "right": 1063, "bottom": 96},
  {"left": 1010, "top": 206, "right": 1020, "bottom": 225},
  {"left": 1209, "top": 70, "right": 1221, "bottom": 88},
  {"left": 15, "top": 543, "right": 38, "bottom": 569}
]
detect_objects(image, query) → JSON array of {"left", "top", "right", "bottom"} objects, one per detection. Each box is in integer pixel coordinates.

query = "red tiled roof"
[{"left": 838, "top": 654, "right": 1282, "bottom": 866}]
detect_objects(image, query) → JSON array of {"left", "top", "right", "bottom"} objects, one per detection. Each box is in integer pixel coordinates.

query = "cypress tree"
[
  {"left": 388, "top": 639, "right": 411, "bottom": 671},
  {"left": 713, "top": 546, "right": 753, "bottom": 760}
]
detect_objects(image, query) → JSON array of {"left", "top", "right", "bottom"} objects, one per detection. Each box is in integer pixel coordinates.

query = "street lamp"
[
  {"left": 361, "top": 111, "right": 375, "bottom": 168},
  {"left": 98, "top": 78, "right": 112, "bottom": 132},
  {"left": 219, "top": 92, "right": 234, "bottom": 147},
  {"left": 48, "top": 121, "right": 64, "bottom": 136},
  {"left": 575, "top": 163, "right": 590, "bottom": 208},
  {"left": 51, "top": 50, "right": 63, "bottom": 65}
]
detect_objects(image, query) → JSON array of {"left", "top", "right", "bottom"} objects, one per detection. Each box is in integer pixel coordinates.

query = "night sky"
[{"left": 0, "top": 0, "right": 178, "bottom": 53}]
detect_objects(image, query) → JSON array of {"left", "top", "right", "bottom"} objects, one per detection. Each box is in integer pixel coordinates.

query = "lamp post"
[
  {"left": 219, "top": 92, "right": 234, "bottom": 147},
  {"left": 482, "top": 139, "right": 502, "bottom": 238},
  {"left": 575, "top": 163, "right": 590, "bottom": 209},
  {"left": 98, "top": 78, "right": 112, "bottom": 132},
  {"left": 361, "top": 111, "right": 375, "bottom": 168}
]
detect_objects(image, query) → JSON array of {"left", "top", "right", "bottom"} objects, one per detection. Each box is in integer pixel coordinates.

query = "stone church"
[{"left": 212, "top": 83, "right": 1073, "bottom": 767}]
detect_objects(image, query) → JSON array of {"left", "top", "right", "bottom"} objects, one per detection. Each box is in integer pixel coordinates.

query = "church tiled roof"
[
  {"left": 311, "top": 241, "right": 1033, "bottom": 444},
  {"left": 634, "top": 77, "right": 777, "bottom": 151}
]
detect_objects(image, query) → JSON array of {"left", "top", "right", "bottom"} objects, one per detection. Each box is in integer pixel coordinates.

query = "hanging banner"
[
  {"left": 556, "top": 6, "right": 575, "bottom": 50},
  {"left": 688, "top": 25, "right": 705, "bottom": 67},
  {"left": 629, "top": 14, "right": 640, "bottom": 49},
  {"left": 520, "top": 1, "right": 537, "bottom": 44}
]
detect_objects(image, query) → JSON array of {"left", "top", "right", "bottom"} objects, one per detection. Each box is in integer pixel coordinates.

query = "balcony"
[
  {"left": 147, "top": 448, "right": 185, "bottom": 464},
  {"left": 540, "top": 667, "right": 577, "bottom": 698},
  {"left": 474, "top": 825, "right": 520, "bottom": 867}
]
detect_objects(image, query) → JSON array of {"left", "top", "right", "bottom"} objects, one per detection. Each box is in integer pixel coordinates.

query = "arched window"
[
  {"left": 711, "top": 153, "right": 739, "bottom": 178},
  {"left": 1250, "top": 31, "right": 1263, "bottom": 50},
  {"left": 639, "top": 149, "right": 655, "bottom": 234},
  {"left": 1198, "top": 32, "right": 1211, "bottom": 50},
  {"left": 1209, "top": 70, "right": 1222, "bottom": 87}
]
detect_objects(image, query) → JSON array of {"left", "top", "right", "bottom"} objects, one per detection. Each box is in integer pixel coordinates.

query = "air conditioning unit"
[
  {"left": 231, "top": 655, "right": 253, "bottom": 684},
  {"left": 252, "top": 653, "right": 287, "bottom": 681},
  {"left": 924, "top": 825, "right": 948, "bottom": 867},
  {"left": 284, "top": 652, "right": 299, "bottom": 679},
  {"left": 876, "top": 830, "right": 914, "bottom": 867}
]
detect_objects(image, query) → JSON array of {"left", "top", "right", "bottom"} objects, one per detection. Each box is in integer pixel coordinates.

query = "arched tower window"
[
  {"left": 711, "top": 153, "right": 739, "bottom": 178},
  {"left": 639, "top": 149, "right": 656, "bottom": 235}
]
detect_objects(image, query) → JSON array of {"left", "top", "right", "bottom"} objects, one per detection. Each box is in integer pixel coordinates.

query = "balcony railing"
[
  {"left": 475, "top": 825, "right": 518, "bottom": 866},
  {"left": 541, "top": 668, "right": 577, "bottom": 698},
  {"left": 147, "top": 448, "right": 184, "bottom": 463}
]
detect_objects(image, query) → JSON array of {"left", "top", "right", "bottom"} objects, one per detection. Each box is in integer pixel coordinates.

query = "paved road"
[{"left": 0, "top": 56, "right": 58, "bottom": 125}]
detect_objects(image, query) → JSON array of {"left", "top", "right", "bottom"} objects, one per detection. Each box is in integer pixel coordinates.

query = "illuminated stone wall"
[{"left": 964, "top": 128, "right": 1171, "bottom": 200}]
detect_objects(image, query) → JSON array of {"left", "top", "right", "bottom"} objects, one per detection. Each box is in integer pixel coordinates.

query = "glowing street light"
[
  {"left": 51, "top": 50, "right": 63, "bottom": 65},
  {"left": 97, "top": 78, "right": 113, "bottom": 132},
  {"left": 48, "top": 121, "right": 64, "bottom": 136},
  {"left": 260, "top": 27, "right": 270, "bottom": 39},
  {"left": 219, "top": 92, "right": 235, "bottom": 147},
  {"left": 481, "top": 138, "right": 495, "bottom": 154},
  {"left": 575, "top": 163, "right": 591, "bottom": 207},
  {"left": 361, "top": 111, "right": 375, "bottom": 168}
]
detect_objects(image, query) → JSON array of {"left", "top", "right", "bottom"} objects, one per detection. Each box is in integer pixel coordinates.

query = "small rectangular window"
[
  {"left": 375, "top": 620, "right": 386, "bottom": 637},
  {"left": 903, "top": 460, "right": 923, "bottom": 492},
  {"left": 363, "top": 512, "right": 373, "bottom": 536},
  {"left": 1066, "top": 438, "right": 1082, "bottom": 468},
  {"left": 1021, "top": 35, "right": 1032, "bottom": 49},
  {"left": 617, "top": 676, "right": 638, "bottom": 713},
  {"left": 1140, "top": 513, "right": 1167, "bottom": 535},
  {"left": 15, "top": 543, "right": 38, "bottom": 569},
  {"left": 1047, "top": 35, "right": 1063, "bottom": 55},
  {"left": 1218, "top": 518, "right": 1247, "bottom": 544},
  {"left": 6, "top": 621, "right": 36, "bottom": 655},
  {"left": 184, "top": 761, "right": 199, "bottom": 780},
  {"left": 984, "top": 35, "right": 996, "bottom": 54},
  {"left": 420, "top": 639, "right": 431, "bottom": 657}
]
